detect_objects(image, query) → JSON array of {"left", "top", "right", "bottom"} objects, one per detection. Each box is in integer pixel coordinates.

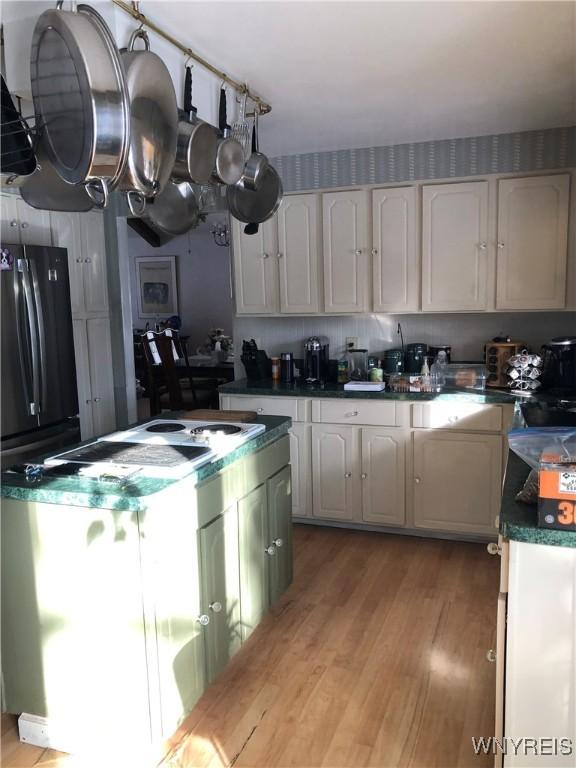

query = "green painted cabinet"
[
  {"left": 267, "top": 465, "right": 293, "bottom": 605},
  {"left": 199, "top": 505, "right": 242, "bottom": 683},
  {"left": 238, "top": 484, "right": 270, "bottom": 641}
]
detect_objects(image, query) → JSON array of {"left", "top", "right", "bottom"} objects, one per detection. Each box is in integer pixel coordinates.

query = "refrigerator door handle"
[
  {"left": 29, "top": 257, "right": 48, "bottom": 413},
  {"left": 15, "top": 259, "right": 36, "bottom": 416},
  {"left": 18, "top": 257, "right": 41, "bottom": 416}
]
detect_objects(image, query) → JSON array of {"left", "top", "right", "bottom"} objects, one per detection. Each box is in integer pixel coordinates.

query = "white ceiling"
[{"left": 155, "top": 0, "right": 576, "bottom": 157}]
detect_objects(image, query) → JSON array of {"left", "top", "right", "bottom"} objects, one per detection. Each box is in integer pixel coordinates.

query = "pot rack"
[{"left": 111, "top": 0, "right": 272, "bottom": 114}]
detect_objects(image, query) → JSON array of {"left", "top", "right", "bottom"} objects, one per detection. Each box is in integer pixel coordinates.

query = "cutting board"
[{"left": 181, "top": 409, "right": 258, "bottom": 422}]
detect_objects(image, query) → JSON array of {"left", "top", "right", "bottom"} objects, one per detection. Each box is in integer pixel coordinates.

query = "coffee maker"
[
  {"left": 541, "top": 337, "right": 576, "bottom": 394},
  {"left": 303, "top": 337, "right": 329, "bottom": 383}
]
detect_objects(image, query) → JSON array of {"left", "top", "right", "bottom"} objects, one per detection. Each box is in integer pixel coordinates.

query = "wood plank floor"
[{"left": 2, "top": 525, "right": 498, "bottom": 768}]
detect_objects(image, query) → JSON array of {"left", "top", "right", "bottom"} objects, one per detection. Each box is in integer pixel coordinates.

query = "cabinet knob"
[
  {"left": 414, "top": 477, "right": 421, "bottom": 484},
  {"left": 197, "top": 614, "right": 210, "bottom": 626},
  {"left": 448, "top": 416, "right": 459, "bottom": 423},
  {"left": 10, "top": 220, "right": 18, "bottom": 227},
  {"left": 265, "top": 545, "right": 277, "bottom": 556},
  {"left": 257, "top": 407, "right": 264, "bottom": 414},
  {"left": 276, "top": 252, "right": 283, "bottom": 258},
  {"left": 345, "top": 411, "right": 359, "bottom": 417},
  {"left": 20, "top": 221, "right": 29, "bottom": 229},
  {"left": 345, "top": 472, "right": 352, "bottom": 478},
  {"left": 361, "top": 473, "right": 367, "bottom": 479},
  {"left": 486, "top": 542, "right": 502, "bottom": 556},
  {"left": 354, "top": 249, "right": 362, "bottom": 256},
  {"left": 76, "top": 258, "right": 82, "bottom": 263},
  {"left": 273, "top": 537, "right": 283, "bottom": 548},
  {"left": 486, "top": 649, "right": 497, "bottom": 663},
  {"left": 93, "top": 397, "right": 101, "bottom": 402},
  {"left": 84, "top": 258, "right": 91, "bottom": 263},
  {"left": 85, "top": 399, "right": 92, "bottom": 404},
  {"left": 497, "top": 242, "right": 505, "bottom": 249},
  {"left": 261, "top": 253, "right": 269, "bottom": 259},
  {"left": 209, "top": 601, "right": 222, "bottom": 613},
  {"left": 371, "top": 248, "right": 378, "bottom": 256},
  {"left": 478, "top": 242, "right": 487, "bottom": 250}
]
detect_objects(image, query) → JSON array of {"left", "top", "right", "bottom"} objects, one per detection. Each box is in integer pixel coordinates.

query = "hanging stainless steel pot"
[
  {"left": 118, "top": 28, "right": 178, "bottom": 216},
  {"left": 238, "top": 108, "right": 268, "bottom": 191},
  {"left": 21, "top": 138, "right": 93, "bottom": 211},
  {"left": 141, "top": 180, "right": 201, "bottom": 236},
  {"left": 30, "top": 2, "right": 130, "bottom": 208},
  {"left": 213, "top": 87, "right": 244, "bottom": 185},
  {"left": 172, "top": 65, "right": 218, "bottom": 185},
  {"left": 227, "top": 165, "right": 283, "bottom": 224}
]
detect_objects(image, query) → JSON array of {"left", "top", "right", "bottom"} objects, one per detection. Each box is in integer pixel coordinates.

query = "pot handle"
[
  {"left": 85, "top": 178, "right": 109, "bottom": 209},
  {"left": 128, "top": 27, "right": 150, "bottom": 52},
  {"left": 126, "top": 190, "right": 147, "bottom": 217}
]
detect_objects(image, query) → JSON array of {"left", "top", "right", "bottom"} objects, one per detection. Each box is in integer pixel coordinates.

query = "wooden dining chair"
[{"left": 140, "top": 330, "right": 196, "bottom": 414}]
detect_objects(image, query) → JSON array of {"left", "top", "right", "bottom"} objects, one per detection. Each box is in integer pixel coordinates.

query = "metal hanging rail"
[{"left": 111, "top": 0, "right": 272, "bottom": 114}]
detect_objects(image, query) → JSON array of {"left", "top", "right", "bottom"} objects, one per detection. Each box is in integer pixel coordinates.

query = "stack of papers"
[{"left": 343, "top": 381, "right": 386, "bottom": 392}]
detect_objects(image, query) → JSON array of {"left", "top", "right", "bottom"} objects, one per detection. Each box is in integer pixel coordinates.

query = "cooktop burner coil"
[
  {"left": 145, "top": 423, "right": 186, "bottom": 433},
  {"left": 191, "top": 424, "right": 243, "bottom": 436}
]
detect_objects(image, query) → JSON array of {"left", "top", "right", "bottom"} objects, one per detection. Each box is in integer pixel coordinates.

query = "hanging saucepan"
[
  {"left": 227, "top": 164, "right": 283, "bottom": 224},
  {"left": 30, "top": 2, "right": 130, "bottom": 208},
  {"left": 140, "top": 179, "right": 201, "bottom": 237},
  {"left": 212, "top": 87, "right": 244, "bottom": 186},
  {"left": 172, "top": 65, "right": 218, "bottom": 185},
  {"left": 118, "top": 28, "right": 178, "bottom": 216},
  {"left": 238, "top": 108, "right": 268, "bottom": 191}
]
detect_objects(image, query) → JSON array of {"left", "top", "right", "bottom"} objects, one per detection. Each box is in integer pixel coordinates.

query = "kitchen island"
[{"left": 1, "top": 415, "right": 292, "bottom": 760}]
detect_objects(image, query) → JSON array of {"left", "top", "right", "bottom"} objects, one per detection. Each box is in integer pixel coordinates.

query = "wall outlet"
[{"left": 346, "top": 336, "right": 359, "bottom": 350}]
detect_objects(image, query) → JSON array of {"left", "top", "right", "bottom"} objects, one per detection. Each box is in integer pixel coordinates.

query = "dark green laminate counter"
[
  {"left": 219, "top": 378, "right": 521, "bottom": 404},
  {"left": 0, "top": 415, "right": 291, "bottom": 513},
  {"left": 499, "top": 449, "right": 576, "bottom": 548}
]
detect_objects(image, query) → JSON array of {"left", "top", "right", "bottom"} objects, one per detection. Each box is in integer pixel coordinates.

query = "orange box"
[{"left": 538, "top": 451, "right": 576, "bottom": 530}]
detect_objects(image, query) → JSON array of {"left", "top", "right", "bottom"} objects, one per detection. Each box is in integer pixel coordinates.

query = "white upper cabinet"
[
  {"left": 277, "top": 194, "right": 322, "bottom": 313},
  {"left": 0, "top": 195, "right": 52, "bottom": 246},
  {"left": 496, "top": 174, "right": 570, "bottom": 310},
  {"left": 232, "top": 217, "right": 279, "bottom": 314},
  {"left": 51, "top": 211, "right": 108, "bottom": 317},
  {"left": 372, "top": 187, "right": 418, "bottom": 312},
  {"left": 422, "top": 181, "right": 489, "bottom": 311},
  {"left": 323, "top": 190, "right": 369, "bottom": 313}
]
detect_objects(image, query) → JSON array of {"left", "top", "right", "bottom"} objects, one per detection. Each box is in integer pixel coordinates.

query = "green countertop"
[
  {"left": 500, "top": 450, "right": 576, "bottom": 548},
  {"left": 0, "top": 415, "right": 291, "bottom": 513},
  {"left": 220, "top": 378, "right": 520, "bottom": 404}
]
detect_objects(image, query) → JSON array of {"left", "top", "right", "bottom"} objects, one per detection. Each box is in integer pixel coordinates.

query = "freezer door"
[
  {"left": 0, "top": 243, "right": 39, "bottom": 437},
  {"left": 25, "top": 245, "right": 79, "bottom": 427}
]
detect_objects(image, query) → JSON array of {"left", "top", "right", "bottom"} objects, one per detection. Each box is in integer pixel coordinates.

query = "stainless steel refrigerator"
[{"left": 1, "top": 243, "right": 80, "bottom": 468}]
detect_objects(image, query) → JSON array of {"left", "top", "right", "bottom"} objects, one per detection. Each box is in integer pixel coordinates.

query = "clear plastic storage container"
[{"left": 443, "top": 364, "right": 488, "bottom": 390}]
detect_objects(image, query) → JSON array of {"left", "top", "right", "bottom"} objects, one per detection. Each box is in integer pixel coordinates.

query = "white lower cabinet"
[
  {"left": 289, "top": 423, "right": 312, "bottom": 518},
  {"left": 312, "top": 424, "right": 359, "bottom": 521},
  {"left": 73, "top": 318, "right": 116, "bottom": 440},
  {"left": 361, "top": 428, "right": 406, "bottom": 526},
  {"left": 412, "top": 430, "right": 502, "bottom": 536}
]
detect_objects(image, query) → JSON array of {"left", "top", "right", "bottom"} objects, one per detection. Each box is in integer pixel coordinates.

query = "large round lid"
[{"left": 30, "top": 5, "right": 129, "bottom": 186}]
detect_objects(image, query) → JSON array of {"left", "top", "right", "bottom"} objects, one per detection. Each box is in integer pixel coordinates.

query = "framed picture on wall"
[{"left": 136, "top": 256, "right": 178, "bottom": 318}]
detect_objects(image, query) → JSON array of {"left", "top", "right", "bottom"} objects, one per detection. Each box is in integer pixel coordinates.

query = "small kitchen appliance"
[
  {"left": 541, "top": 337, "right": 576, "bottom": 394},
  {"left": 303, "top": 337, "right": 329, "bottom": 383},
  {"left": 44, "top": 419, "right": 266, "bottom": 478},
  {"left": 484, "top": 340, "right": 526, "bottom": 387}
]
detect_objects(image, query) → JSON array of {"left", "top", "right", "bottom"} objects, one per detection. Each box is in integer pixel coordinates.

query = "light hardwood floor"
[{"left": 2, "top": 525, "right": 498, "bottom": 768}]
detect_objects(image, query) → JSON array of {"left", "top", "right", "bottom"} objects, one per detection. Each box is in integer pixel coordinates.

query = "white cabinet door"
[
  {"left": 422, "top": 181, "right": 489, "bottom": 311},
  {"left": 232, "top": 217, "right": 279, "bottom": 314},
  {"left": 51, "top": 211, "right": 84, "bottom": 317},
  {"left": 323, "top": 190, "right": 369, "bottom": 313},
  {"left": 86, "top": 317, "right": 116, "bottom": 437},
  {"left": 372, "top": 187, "right": 418, "bottom": 312},
  {"left": 277, "top": 194, "right": 321, "bottom": 313},
  {"left": 0, "top": 195, "right": 20, "bottom": 242},
  {"left": 81, "top": 211, "right": 108, "bottom": 315},
  {"left": 311, "top": 424, "right": 359, "bottom": 521},
  {"left": 496, "top": 174, "right": 570, "bottom": 310},
  {"left": 15, "top": 198, "right": 52, "bottom": 246},
  {"left": 289, "top": 423, "right": 312, "bottom": 518},
  {"left": 412, "top": 430, "right": 502, "bottom": 536},
  {"left": 361, "top": 428, "right": 406, "bottom": 527},
  {"left": 72, "top": 319, "right": 95, "bottom": 441}
]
